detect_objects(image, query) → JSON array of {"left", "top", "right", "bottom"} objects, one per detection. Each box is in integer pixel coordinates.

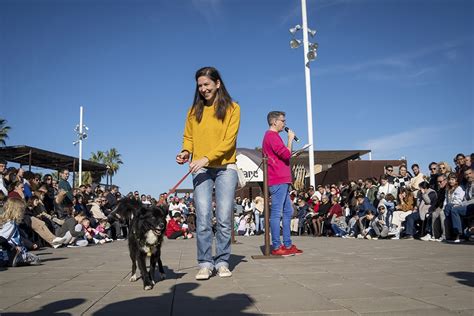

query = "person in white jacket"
[{"left": 377, "top": 175, "right": 397, "bottom": 200}]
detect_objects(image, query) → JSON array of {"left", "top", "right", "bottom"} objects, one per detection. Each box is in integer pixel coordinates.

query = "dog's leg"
[
  {"left": 137, "top": 252, "right": 153, "bottom": 290},
  {"left": 129, "top": 244, "right": 139, "bottom": 282},
  {"left": 157, "top": 248, "right": 166, "bottom": 280},
  {"left": 149, "top": 253, "right": 156, "bottom": 285}
]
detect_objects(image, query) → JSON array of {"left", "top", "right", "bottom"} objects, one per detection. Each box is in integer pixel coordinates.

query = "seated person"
[{"left": 165, "top": 212, "right": 193, "bottom": 239}]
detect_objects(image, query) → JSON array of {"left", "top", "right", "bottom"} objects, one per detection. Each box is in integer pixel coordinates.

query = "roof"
[
  {"left": 237, "top": 148, "right": 370, "bottom": 168},
  {"left": 0, "top": 145, "right": 108, "bottom": 172}
]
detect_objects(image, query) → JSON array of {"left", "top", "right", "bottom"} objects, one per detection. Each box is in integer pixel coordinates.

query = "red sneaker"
[
  {"left": 271, "top": 245, "right": 294, "bottom": 257},
  {"left": 286, "top": 244, "right": 303, "bottom": 255}
]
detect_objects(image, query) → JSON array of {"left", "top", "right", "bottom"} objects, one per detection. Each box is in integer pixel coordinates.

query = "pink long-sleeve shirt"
[{"left": 262, "top": 130, "right": 292, "bottom": 186}]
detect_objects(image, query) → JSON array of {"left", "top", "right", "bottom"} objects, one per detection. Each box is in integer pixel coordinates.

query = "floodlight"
[
  {"left": 290, "top": 39, "right": 302, "bottom": 49},
  {"left": 309, "top": 42, "right": 319, "bottom": 51},
  {"left": 289, "top": 24, "right": 301, "bottom": 35},
  {"left": 308, "top": 28, "right": 317, "bottom": 37},
  {"left": 307, "top": 50, "right": 317, "bottom": 61}
]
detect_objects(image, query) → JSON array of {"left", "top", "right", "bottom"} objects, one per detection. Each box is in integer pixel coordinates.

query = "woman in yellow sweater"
[{"left": 176, "top": 67, "right": 240, "bottom": 281}]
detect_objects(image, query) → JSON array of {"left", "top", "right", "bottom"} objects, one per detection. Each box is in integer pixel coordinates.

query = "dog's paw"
[
  {"left": 129, "top": 274, "right": 138, "bottom": 282},
  {"left": 144, "top": 285, "right": 153, "bottom": 291}
]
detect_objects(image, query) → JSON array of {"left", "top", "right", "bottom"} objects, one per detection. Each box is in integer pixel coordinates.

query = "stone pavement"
[{"left": 0, "top": 236, "right": 473, "bottom": 315}]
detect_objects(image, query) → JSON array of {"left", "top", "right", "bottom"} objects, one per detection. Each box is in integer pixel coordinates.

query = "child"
[
  {"left": 0, "top": 198, "right": 41, "bottom": 266},
  {"left": 93, "top": 219, "right": 113, "bottom": 244},
  {"left": 371, "top": 204, "right": 389, "bottom": 239},
  {"left": 55, "top": 211, "right": 88, "bottom": 247},
  {"left": 237, "top": 211, "right": 256, "bottom": 236},
  {"left": 165, "top": 212, "right": 193, "bottom": 239}
]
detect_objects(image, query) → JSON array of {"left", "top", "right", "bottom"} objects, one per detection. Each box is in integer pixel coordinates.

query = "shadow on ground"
[
  {"left": 3, "top": 299, "right": 86, "bottom": 316},
  {"left": 447, "top": 271, "right": 474, "bottom": 287},
  {"left": 92, "top": 282, "right": 257, "bottom": 316}
]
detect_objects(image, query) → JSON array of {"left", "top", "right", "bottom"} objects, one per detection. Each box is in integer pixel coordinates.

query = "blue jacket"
[{"left": 357, "top": 197, "right": 377, "bottom": 217}]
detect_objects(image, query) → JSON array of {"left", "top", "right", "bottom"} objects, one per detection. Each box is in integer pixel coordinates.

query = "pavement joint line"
[
  {"left": 169, "top": 245, "right": 184, "bottom": 316},
  {"left": 3, "top": 271, "right": 84, "bottom": 311},
  {"left": 81, "top": 266, "right": 132, "bottom": 315}
]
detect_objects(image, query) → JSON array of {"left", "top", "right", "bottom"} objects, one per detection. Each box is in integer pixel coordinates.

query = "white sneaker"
[
  {"left": 195, "top": 267, "right": 212, "bottom": 280},
  {"left": 52, "top": 236, "right": 66, "bottom": 248},
  {"left": 420, "top": 234, "right": 432, "bottom": 241},
  {"left": 357, "top": 234, "right": 363, "bottom": 239},
  {"left": 217, "top": 266, "right": 232, "bottom": 278},
  {"left": 244, "top": 232, "right": 250, "bottom": 236}
]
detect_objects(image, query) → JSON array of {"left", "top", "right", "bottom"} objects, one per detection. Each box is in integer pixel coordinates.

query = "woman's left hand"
[{"left": 189, "top": 157, "right": 209, "bottom": 173}]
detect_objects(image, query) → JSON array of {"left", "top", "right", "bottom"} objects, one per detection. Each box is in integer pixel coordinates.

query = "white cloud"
[{"left": 357, "top": 126, "right": 450, "bottom": 159}]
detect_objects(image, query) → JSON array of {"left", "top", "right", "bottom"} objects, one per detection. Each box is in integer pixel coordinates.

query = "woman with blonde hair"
[
  {"left": 0, "top": 198, "right": 41, "bottom": 266},
  {"left": 438, "top": 162, "right": 452, "bottom": 177}
]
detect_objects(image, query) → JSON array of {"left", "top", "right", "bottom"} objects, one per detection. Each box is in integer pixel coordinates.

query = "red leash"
[{"left": 167, "top": 170, "right": 192, "bottom": 195}]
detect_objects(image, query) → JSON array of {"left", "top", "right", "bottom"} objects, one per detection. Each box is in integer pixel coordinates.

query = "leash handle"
[{"left": 168, "top": 170, "right": 192, "bottom": 195}]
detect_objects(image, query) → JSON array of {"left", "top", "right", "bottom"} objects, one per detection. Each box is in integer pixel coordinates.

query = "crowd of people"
[
  {"left": 0, "top": 152, "right": 472, "bottom": 267},
  {"left": 233, "top": 153, "right": 474, "bottom": 245}
]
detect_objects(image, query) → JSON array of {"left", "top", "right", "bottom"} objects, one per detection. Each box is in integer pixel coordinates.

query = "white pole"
[
  {"left": 301, "top": 0, "right": 316, "bottom": 188},
  {"left": 369, "top": 152, "right": 372, "bottom": 161},
  {"left": 79, "top": 106, "right": 83, "bottom": 186}
]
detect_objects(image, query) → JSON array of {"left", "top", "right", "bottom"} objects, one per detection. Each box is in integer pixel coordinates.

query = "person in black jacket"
[{"left": 55, "top": 211, "right": 87, "bottom": 247}]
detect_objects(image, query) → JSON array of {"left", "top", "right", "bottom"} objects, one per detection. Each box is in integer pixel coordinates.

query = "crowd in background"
[
  {"left": 233, "top": 153, "right": 474, "bottom": 244},
  {"left": 1, "top": 152, "right": 472, "bottom": 268}
]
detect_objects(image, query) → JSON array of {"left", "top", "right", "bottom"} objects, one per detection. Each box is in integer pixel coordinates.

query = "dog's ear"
[{"left": 153, "top": 205, "right": 168, "bottom": 218}]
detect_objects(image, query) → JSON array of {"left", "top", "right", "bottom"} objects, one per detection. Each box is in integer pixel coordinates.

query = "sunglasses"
[
  {"left": 387, "top": 169, "right": 393, "bottom": 172},
  {"left": 430, "top": 168, "right": 437, "bottom": 170}
]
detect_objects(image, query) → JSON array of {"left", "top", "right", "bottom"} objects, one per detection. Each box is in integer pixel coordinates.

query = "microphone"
[{"left": 284, "top": 127, "right": 300, "bottom": 142}]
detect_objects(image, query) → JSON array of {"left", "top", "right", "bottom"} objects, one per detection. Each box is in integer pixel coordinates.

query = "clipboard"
[{"left": 292, "top": 143, "right": 312, "bottom": 157}]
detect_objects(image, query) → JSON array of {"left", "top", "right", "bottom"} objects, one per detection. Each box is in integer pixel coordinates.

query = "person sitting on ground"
[
  {"left": 165, "top": 212, "right": 193, "bottom": 239},
  {"left": 424, "top": 174, "right": 448, "bottom": 241},
  {"left": 438, "top": 161, "right": 452, "bottom": 177},
  {"left": 404, "top": 181, "right": 437, "bottom": 240},
  {"left": 377, "top": 175, "right": 397, "bottom": 201},
  {"left": 361, "top": 210, "right": 376, "bottom": 239},
  {"left": 23, "top": 196, "right": 66, "bottom": 248},
  {"left": 371, "top": 204, "right": 389, "bottom": 239},
  {"left": 409, "top": 164, "right": 424, "bottom": 197},
  {"left": 312, "top": 195, "right": 331, "bottom": 236},
  {"left": 8, "top": 180, "right": 25, "bottom": 200},
  {"left": 54, "top": 211, "right": 88, "bottom": 247},
  {"left": 448, "top": 168, "right": 474, "bottom": 243},
  {"left": 394, "top": 165, "right": 412, "bottom": 190},
  {"left": 443, "top": 172, "right": 465, "bottom": 241},
  {"left": 348, "top": 193, "right": 377, "bottom": 238},
  {"left": 364, "top": 178, "right": 378, "bottom": 206},
  {"left": 389, "top": 187, "right": 415, "bottom": 239},
  {"left": 325, "top": 196, "right": 344, "bottom": 236},
  {"left": 93, "top": 218, "right": 113, "bottom": 244},
  {"left": 0, "top": 198, "right": 41, "bottom": 266},
  {"left": 428, "top": 162, "right": 440, "bottom": 191},
  {"left": 237, "top": 210, "right": 256, "bottom": 236}
]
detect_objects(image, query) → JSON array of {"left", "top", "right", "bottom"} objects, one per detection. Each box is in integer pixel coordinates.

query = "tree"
[
  {"left": 104, "top": 148, "right": 123, "bottom": 185},
  {"left": 0, "top": 118, "right": 11, "bottom": 146},
  {"left": 89, "top": 148, "right": 123, "bottom": 185}
]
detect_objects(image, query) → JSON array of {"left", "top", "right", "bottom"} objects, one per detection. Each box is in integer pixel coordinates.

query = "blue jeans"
[
  {"left": 331, "top": 224, "right": 347, "bottom": 236},
  {"left": 193, "top": 167, "right": 237, "bottom": 270},
  {"left": 451, "top": 204, "right": 473, "bottom": 235},
  {"left": 269, "top": 183, "right": 293, "bottom": 250},
  {"left": 404, "top": 211, "right": 421, "bottom": 237},
  {"left": 254, "top": 210, "right": 264, "bottom": 232}
]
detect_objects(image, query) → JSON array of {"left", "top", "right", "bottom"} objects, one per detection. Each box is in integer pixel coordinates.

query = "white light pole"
[
  {"left": 73, "top": 106, "right": 88, "bottom": 186},
  {"left": 289, "top": 0, "right": 318, "bottom": 188}
]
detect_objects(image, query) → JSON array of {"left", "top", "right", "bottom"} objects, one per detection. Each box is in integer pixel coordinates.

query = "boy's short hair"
[{"left": 267, "top": 111, "right": 285, "bottom": 126}]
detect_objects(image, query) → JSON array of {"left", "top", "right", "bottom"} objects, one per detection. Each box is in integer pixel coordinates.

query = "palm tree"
[
  {"left": 89, "top": 150, "right": 107, "bottom": 184},
  {"left": 0, "top": 118, "right": 11, "bottom": 146},
  {"left": 89, "top": 149, "right": 123, "bottom": 185},
  {"left": 104, "top": 148, "right": 123, "bottom": 185}
]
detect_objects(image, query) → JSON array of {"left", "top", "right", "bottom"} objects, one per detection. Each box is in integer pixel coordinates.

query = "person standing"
[
  {"left": 262, "top": 111, "right": 303, "bottom": 256},
  {"left": 176, "top": 67, "right": 240, "bottom": 280},
  {"left": 58, "top": 169, "right": 73, "bottom": 208}
]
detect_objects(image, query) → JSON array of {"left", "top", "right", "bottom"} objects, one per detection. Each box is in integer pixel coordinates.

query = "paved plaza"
[{"left": 0, "top": 236, "right": 472, "bottom": 315}]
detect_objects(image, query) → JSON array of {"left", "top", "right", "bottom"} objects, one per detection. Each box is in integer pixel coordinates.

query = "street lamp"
[
  {"left": 73, "top": 106, "right": 88, "bottom": 186},
  {"left": 289, "top": 0, "right": 319, "bottom": 188}
]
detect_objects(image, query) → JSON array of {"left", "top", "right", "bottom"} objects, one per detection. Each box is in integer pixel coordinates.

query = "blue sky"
[{"left": 1, "top": 0, "right": 473, "bottom": 195}]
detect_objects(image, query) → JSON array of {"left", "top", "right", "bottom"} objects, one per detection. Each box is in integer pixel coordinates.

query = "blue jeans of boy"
[
  {"left": 193, "top": 167, "right": 237, "bottom": 270},
  {"left": 269, "top": 183, "right": 293, "bottom": 250}
]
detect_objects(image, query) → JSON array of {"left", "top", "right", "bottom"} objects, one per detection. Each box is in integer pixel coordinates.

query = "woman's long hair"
[
  {"left": 0, "top": 198, "right": 26, "bottom": 224},
  {"left": 191, "top": 67, "right": 233, "bottom": 123}
]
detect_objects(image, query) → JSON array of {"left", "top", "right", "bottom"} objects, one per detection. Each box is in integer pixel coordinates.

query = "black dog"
[{"left": 114, "top": 199, "right": 167, "bottom": 290}]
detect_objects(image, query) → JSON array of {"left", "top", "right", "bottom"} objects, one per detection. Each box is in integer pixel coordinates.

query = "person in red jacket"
[{"left": 165, "top": 212, "right": 193, "bottom": 239}]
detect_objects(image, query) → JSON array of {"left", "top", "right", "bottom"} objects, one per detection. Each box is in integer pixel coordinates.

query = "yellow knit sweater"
[{"left": 182, "top": 102, "right": 240, "bottom": 167}]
